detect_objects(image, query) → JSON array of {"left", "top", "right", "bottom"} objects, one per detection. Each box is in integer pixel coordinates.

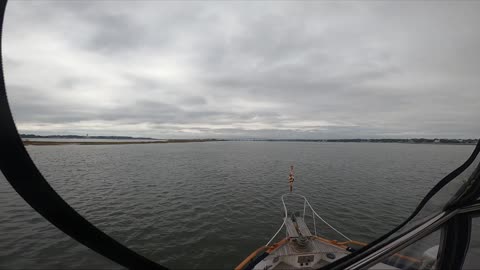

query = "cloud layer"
[{"left": 4, "top": 1, "right": 480, "bottom": 138}]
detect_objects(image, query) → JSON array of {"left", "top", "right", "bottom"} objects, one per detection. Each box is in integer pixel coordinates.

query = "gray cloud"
[{"left": 3, "top": 1, "right": 480, "bottom": 138}]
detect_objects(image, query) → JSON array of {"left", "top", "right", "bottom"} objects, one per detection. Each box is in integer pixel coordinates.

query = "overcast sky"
[{"left": 3, "top": 1, "right": 480, "bottom": 139}]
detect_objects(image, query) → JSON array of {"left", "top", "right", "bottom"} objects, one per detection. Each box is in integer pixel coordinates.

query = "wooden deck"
[
  {"left": 296, "top": 217, "right": 312, "bottom": 236},
  {"left": 285, "top": 216, "right": 312, "bottom": 237},
  {"left": 279, "top": 216, "right": 345, "bottom": 256},
  {"left": 275, "top": 238, "right": 345, "bottom": 256},
  {"left": 285, "top": 218, "right": 299, "bottom": 237}
]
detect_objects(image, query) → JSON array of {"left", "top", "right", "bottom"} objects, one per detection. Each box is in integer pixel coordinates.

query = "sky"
[{"left": 3, "top": 1, "right": 480, "bottom": 139}]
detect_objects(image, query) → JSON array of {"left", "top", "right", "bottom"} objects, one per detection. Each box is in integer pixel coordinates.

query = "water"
[{"left": 0, "top": 142, "right": 475, "bottom": 269}]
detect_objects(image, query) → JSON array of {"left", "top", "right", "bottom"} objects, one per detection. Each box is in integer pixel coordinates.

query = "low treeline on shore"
[
  {"left": 23, "top": 139, "right": 223, "bottom": 146},
  {"left": 244, "top": 138, "right": 479, "bottom": 144},
  {"left": 20, "top": 134, "right": 478, "bottom": 146},
  {"left": 22, "top": 138, "right": 479, "bottom": 146}
]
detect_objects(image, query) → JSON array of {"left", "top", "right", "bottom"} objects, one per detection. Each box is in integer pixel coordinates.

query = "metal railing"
[{"left": 266, "top": 193, "right": 352, "bottom": 246}]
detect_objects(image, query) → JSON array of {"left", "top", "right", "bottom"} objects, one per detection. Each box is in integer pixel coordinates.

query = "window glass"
[
  {"left": 372, "top": 229, "right": 441, "bottom": 270},
  {"left": 463, "top": 217, "right": 480, "bottom": 270}
]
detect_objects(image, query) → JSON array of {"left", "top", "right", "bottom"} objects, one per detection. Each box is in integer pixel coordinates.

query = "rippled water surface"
[{"left": 0, "top": 142, "right": 475, "bottom": 269}]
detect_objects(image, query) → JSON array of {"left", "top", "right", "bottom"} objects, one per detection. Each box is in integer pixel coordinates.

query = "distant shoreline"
[
  {"left": 20, "top": 134, "right": 157, "bottom": 140},
  {"left": 20, "top": 134, "right": 478, "bottom": 146},
  {"left": 22, "top": 139, "right": 478, "bottom": 146},
  {"left": 23, "top": 139, "right": 221, "bottom": 146},
  {"left": 229, "top": 139, "right": 479, "bottom": 145}
]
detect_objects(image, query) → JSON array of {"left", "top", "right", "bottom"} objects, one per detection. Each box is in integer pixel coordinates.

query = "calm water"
[{"left": 0, "top": 142, "right": 475, "bottom": 269}]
